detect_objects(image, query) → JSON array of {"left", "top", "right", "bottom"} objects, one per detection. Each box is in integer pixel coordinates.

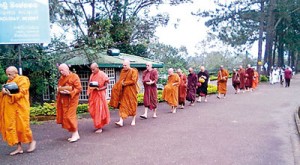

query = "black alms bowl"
[
  {"left": 89, "top": 81, "right": 99, "bottom": 87},
  {"left": 3, "top": 82, "right": 19, "bottom": 94}
]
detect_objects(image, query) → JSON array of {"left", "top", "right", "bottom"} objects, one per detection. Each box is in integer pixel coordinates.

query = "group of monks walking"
[{"left": 0, "top": 60, "right": 262, "bottom": 156}]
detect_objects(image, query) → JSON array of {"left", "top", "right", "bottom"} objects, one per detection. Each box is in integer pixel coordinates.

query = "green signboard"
[{"left": 0, "top": 0, "right": 50, "bottom": 44}]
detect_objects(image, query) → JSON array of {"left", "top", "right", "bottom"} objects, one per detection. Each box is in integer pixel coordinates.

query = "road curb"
[{"left": 294, "top": 107, "right": 300, "bottom": 134}]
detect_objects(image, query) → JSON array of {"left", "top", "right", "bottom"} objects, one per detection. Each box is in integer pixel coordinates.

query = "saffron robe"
[
  {"left": 110, "top": 68, "right": 139, "bottom": 119},
  {"left": 142, "top": 69, "right": 158, "bottom": 110},
  {"left": 217, "top": 69, "right": 229, "bottom": 94},
  {"left": 238, "top": 68, "right": 246, "bottom": 89},
  {"left": 178, "top": 74, "right": 187, "bottom": 105},
  {"left": 186, "top": 73, "right": 198, "bottom": 102},
  {"left": 245, "top": 68, "right": 254, "bottom": 88},
  {"left": 162, "top": 74, "right": 180, "bottom": 107},
  {"left": 87, "top": 70, "right": 110, "bottom": 129},
  {"left": 56, "top": 73, "right": 82, "bottom": 132},
  {"left": 252, "top": 71, "right": 259, "bottom": 89},
  {"left": 197, "top": 70, "right": 209, "bottom": 96},
  {"left": 0, "top": 75, "right": 33, "bottom": 146}
]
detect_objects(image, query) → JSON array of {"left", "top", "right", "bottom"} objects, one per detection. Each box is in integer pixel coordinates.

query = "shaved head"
[
  {"left": 90, "top": 62, "right": 99, "bottom": 74},
  {"left": 146, "top": 62, "right": 153, "bottom": 71},
  {"left": 168, "top": 68, "right": 174, "bottom": 75},
  {"left": 58, "top": 63, "right": 70, "bottom": 76},
  {"left": 6, "top": 66, "right": 18, "bottom": 80},
  {"left": 123, "top": 59, "right": 131, "bottom": 70},
  {"left": 91, "top": 62, "right": 98, "bottom": 68},
  {"left": 200, "top": 66, "right": 205, "bottom": 71},
  {"left": 6, "top": 66, "right": 18, "bottom": 74}
]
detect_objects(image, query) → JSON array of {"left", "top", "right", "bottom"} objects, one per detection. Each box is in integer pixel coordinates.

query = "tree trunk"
[
  {"left": 257, "top": 0, "right": 264, "bottom": 75},
  {"left": 277, "top": 34, "right": 284, "bottom": 67},
  {"left": 264, "top": 0, "right": 276, "bottom": 74}
]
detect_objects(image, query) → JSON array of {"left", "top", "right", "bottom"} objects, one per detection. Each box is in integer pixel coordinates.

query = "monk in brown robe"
[
  {"left": 177, "top": 69, "right": 187, "bottom": 109},
  {"left": 0, "top": 66, "right": 36, "bottom": 155},
  {"left": 245, "top": 64, "right": 254, "bottom": 92},
  {"left": 87, "top": 63, "right": 110, "bottom": 133},
  {"left": 110, "top": 60, "right": 139, "bottom": 126},
  {"left": 56, "top": 64, "right": 82, "bottom": 142},
  {"left": 238, "top": 65, "right": 246, "bottom": 93},
  {"left": 217, "top": 65, "right": 229, "bottom": 99},
  {"left": 140, "top": 62, "right": 158, "bottom": 119},
  {"left": 186, "top": 67, "right": 198, "bottom": 106},
  {"left": 162, "top": 68, "right": 180, "bottom": 113}
]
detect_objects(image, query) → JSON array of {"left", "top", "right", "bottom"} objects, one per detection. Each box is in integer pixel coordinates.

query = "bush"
[
  {"left": 30, "top": 102, "right": 56, "bottom": 116},
  {"left": 207, "top": 84, "right": 218, "bottom": 94},
  {"left": 30, "top": 102, "right": 89, "bottom": 117},
  {"left": 260, "top": 75, "right": 268, "bottom": 82},
  {"left": 77, "top": 103, "right": 88, "bottom": 114},
  {"left": 137, "top": 90, "right": 163, "bottom": 105},
  {"left": 209, "top": 75, "right": 218, "bottom": 81}
]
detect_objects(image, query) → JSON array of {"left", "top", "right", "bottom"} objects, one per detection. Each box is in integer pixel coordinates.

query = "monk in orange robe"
[
  {"left": 252, "top": 69, "right": 259, "bottom": 90},
  {"left": 56, "top": 64, "right": 82, "bottom": 142},
  {"left": 109, "top": 60, "right": 139, "bottom": 127},
  {"left": 87, "top": 63, "right": 110, "bottom": 133},
  {"left": 217, "top": 65, "right": 229, "bottom": 99},
  {"left": 0, "top": 66, "right": 36, "bottom": 155},
  {"left": 177, "top": 69, "right": 187, "bottom": 109},
  {"left": 162, "top": 68, "right": 180, "bottom": 113}
]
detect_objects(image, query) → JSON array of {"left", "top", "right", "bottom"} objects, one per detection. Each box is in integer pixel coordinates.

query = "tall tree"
[{"left": 49, "top": 0, "right": 191, "bottom": 61}]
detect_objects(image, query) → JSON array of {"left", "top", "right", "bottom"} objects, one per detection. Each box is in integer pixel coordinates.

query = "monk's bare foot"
[
  {"left": 172, "top": 108, "right": 177, "bottom": 113},
  {"left": 95, "top": 129, "right": 103, "bottom": 134},
  {"left": 10, "top": 148, "right": 23, "bottom": 156},
  {"left": 153, "top": 114, "right": 157, "bottom": 118},
  {"left": 27, "top": 140, "right": 36, "bottom": 153},
  {"left": 68, "top": 136, "right": 80, "bottom": 143},
  {"left": 68, "top": 131, "right": 80, "bottom": 143},
  {"left": 140, "top": 115, "right": 147, "bottom": 119},
  {"left": 115, "top": 121, "right": 123, "bottom": 127},
  {"left": 131, "top": 120, "right": 136, "bottom": 126}
]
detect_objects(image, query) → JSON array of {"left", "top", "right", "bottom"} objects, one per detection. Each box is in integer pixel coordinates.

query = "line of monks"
[{"left": 0, "top": 61, "right": 259, "bottom": 156}]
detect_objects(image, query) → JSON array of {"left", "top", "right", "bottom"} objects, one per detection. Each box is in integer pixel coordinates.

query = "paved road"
[{"left": 1, "top": 75, "right": 300, "bottom": 165}]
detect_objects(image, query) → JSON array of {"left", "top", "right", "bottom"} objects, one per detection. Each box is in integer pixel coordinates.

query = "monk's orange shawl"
[
  {"left": 178, "top": 74, "right": 187, "bottom": 103},
  {"left": 56, "top": 73, "right": 82, "bottom": 132},
  {"left": 109, "top": 68, "right": 139, "bottom": 119},
  {"left": 0, "top": 75, "right": 33, "bottom": 146},
  {"left": 252, "top": 71, "right": 259, "bottom": 89},
  {"left": 162, "top": 74, "right": 180, "bottom": 106},
  {"left": 217, "top": 69, "right": 229, "bottom": 94},
  {"left": 87, "top": 70, "right": 110, "bottom": 129}
]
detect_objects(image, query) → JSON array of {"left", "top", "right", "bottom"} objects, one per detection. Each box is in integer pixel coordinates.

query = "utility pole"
[{"left": 18, "top": 44, "right": 22, "bottom": 75}]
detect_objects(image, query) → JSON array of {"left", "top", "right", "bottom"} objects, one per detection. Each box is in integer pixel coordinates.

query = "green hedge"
[
  {"left": 207, "top": 84, "right": 218, "bottom": 94},
  {"left": 260, "top": 75, "right": 268, "bottom": 82},
  {"left": 30, "top": 85, "right": 218, "bottom": 117},
  {"left": 30, "top": 102, "right": 88, "bottom": 117}
]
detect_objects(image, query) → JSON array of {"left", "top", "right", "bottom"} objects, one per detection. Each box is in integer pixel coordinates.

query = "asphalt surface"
[{"left": 1, "top": 75, "right": 300, "bottom": 165}]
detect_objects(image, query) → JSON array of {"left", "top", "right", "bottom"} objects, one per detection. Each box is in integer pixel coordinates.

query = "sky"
[
  {"left": 150, "top": 1, "right": 258, "bottom": 57},
  {"left": 150, "top": 1, "right": 215, "bottom": 55}
]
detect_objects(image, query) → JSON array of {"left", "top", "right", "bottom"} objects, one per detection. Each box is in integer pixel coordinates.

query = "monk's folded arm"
[
  {"left": 123, "top": 71, "right": 138, "bottom": 86},
  {"left": 70, "top": 76, "right": 83, "bottom": 98}
]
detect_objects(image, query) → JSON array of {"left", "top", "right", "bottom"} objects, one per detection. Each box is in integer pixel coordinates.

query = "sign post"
[{"left": 0, "top": 0, "right": 50, "bottom": 74}]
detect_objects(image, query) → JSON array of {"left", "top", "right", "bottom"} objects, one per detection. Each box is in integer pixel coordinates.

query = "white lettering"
[{"left": 0, "top": 2, "right": 8, "bottom": 10}]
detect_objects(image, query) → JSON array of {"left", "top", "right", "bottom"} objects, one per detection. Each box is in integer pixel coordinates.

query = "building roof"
[{"left": 65, "top": 51, "right": 164, "bottom": 68}]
